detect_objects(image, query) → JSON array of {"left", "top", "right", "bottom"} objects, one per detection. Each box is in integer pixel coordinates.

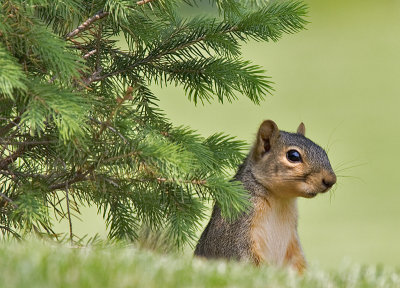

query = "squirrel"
[{"left": 194, "top": 120, "right": 336, "bottom": 273}]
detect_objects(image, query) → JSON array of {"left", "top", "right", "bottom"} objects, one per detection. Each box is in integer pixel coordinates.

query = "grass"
[{"left": 0, "top": 242, "right": 399, "bottom": 288}]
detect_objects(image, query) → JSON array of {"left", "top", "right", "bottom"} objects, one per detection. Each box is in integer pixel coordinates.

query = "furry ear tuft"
[
  {"left": 253, "top": 120, "right": 279, "bottom": 161},
  {"left": 297, "top": 122, "right": 306, "bottom": 136}
]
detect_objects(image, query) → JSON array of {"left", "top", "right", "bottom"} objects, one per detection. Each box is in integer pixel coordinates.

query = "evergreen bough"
[{"left": 0, "top": 0, "right": 307, "bottom": 246}]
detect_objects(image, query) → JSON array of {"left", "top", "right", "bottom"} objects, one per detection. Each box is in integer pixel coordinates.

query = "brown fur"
[
  {"left": 285, "top": 233, "right": 307, "bottom": 274},
  {"left": 194, "top": 120, "right": 336, "bottom": 273},
  {"left": 250, "top": 198, "right": 270, "bottom": 265}
]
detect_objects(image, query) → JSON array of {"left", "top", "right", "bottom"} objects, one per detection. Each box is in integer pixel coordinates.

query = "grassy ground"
[{"left": 0, "top": 242, "right": 399, "bottom": 288}]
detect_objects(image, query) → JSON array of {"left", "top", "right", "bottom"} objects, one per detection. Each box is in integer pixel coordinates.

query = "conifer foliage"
[{"left": 0, "top": 0, "right": 307, "bottom": 245}]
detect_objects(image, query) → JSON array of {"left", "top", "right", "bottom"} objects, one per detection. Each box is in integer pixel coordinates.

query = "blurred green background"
[{"left": 55, "top": 0, "right": 400, "bottom": 268}]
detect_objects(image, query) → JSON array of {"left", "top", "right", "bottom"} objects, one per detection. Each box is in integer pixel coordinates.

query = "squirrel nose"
[{"left": 322, "top": 174, "right": 336, "bottom": 188}]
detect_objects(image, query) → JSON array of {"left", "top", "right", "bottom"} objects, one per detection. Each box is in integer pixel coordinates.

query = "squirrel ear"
[
  {"left": 297, "top": 122, "right": 306, "bottom": 136},
  {"left": 253, "top": 120, "right": 279, "bottom": 161}
]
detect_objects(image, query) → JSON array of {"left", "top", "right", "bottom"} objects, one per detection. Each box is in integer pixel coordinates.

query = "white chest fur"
[{"left": 250, "top": 198, "right": 298, "bottom": 266}]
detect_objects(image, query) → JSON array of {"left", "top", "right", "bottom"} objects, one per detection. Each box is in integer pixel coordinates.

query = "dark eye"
[{"left": 286, "top": 150, "right": 302, "bottom": 163}]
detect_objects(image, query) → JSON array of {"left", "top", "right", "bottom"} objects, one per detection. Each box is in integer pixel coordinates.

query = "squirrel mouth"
[
  {"left": 321, "top": 187, "right": 332, "bottom": 193},
  {"left": 305, "top": 192, "right": 318, "bottom": 198},
  {"left": 304, "top": 186, "right": 332, "bottom": 198}
]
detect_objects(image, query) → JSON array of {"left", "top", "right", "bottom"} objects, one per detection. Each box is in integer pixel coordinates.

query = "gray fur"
[
  {"left": 194, "top": 156, "right": 263, "bottom": 260},
  {"left": 279, "top": 131, "right": 333, "bottom": 173}
]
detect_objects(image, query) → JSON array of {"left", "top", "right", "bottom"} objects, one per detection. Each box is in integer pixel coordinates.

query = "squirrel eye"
[{"left": 286, "top": 150, "right": 302, "bottom": 163}]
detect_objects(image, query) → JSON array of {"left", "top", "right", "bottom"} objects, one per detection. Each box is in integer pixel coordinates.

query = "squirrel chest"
[{"left": 250, "top": 197, "right": 298, "bottom": 266}]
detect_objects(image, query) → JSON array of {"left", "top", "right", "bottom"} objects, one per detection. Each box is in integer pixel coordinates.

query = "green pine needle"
[{"left": 0, "top": 0, "right": 308, "bottom": 247}]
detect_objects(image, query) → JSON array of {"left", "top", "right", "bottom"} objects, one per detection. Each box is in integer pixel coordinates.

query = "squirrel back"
[{"left": 194, "top": 120, "right": 336, "bottom": 273}]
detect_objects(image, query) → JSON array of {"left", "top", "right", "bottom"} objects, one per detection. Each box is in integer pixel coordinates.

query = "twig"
[
  {"left": 132, "top": 177, "right": 207, "bottom": 185},
  {"left": 91, "top": 86, "right": 133, "bottom": 138},
  {"left": 0, "top": 171, "right": 57, "bottom": 188},
  {"left": 103, "top": 151, "right": 139, "bottom": 163},
  {"left": 68, "top": 38, "right": 84, "bottom": 47},
  {"left": 156, "top": 177, "right": 207, "bottom": 185},
  {"left": 0, "top": 140, "right": 58, "bottom": 145},
  {"left": 90, "top": 57, "right": 148, "bottom": 83},
  {"left": 0, "top": 117, "right": 21, "bottom": 138},
  {"left": 50, "top": 166, "right": 95, "bottom": 191},
  {"left": 50, "top": 173, "right": 89, "bottom": 190},
  {"left": 48, "top": 197, "right": 68, "bottom": 220},
  {"left": 95, "top": 24, "right": 102, "bottom": 71},
  {"left": 83, "top": 49, "right": 97, "bottom": 59},
  {"left": 82, "top": 67, "right": 102, "bottom": 86},
  {"left": 0, "top": 170, "right": 45, "bottom": 178},
  {"left": 65, "top": 183, "right": 73, "bottom": 245},
  {"left": 89, "top": 117, "right": 128, "bottom": 143},
  {"left": 137, "top": 0, "right": 157, "bottom": 5},
  {"left": 65, "top": 10, "right": 109, "bottom": 40},
  {"left": 0, "top": 145, "right": 27, "bottom": 170},
  {"left": 0, "top": 225, "right": 21, "bottom": 239},
  {"left": 0, "top": 192, "right": 17, "bottom": 209}
]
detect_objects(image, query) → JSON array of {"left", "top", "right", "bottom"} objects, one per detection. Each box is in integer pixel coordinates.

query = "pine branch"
[
  {"left": 90, "top": 1, "right": 307, "bottom": 86},
  {"left": 0, "top": 225, "right": 21, "bottom": 239},
  {"left": 90, "top": 36, "right": 214, "bottom": 83},
  {"left": 83, "top": 49, "right": 97, "bottom": 59},
  {"left": 88, "top": 22, "right": 236, "bottom": 83},
  {"left": 49, "top": 168, "right": 95, "bottom": 191},
  {"left": 137, "top": 0, "right": 157, "bottom": 5},
  {"left": 103, "top": 152, "right": 140, "bottom": 164},
  {"left": 0, "top": 117, "right": 21, "bottom": 138},
  {"left": 0, "top": 0, "right": 308, "bottom": 244},
  {"left": 0, "top": 192, "right": 17, "bottom": 209},
  {"left": 65, "top": 185, "right": 74, "bottom": 244},
  {"left": 89, "top": 117, "right": 127, "bottom": 143},
  {"left": 139, "top": 177, "right": 208, "bottom": 185},
  {"left": 65, "top": 10, "right": 110, "bottom": 40},
  {"left": 0, "top": 140, "right": 58, "bottom": 145},
  {"left": 0, "top": 146, "right": 27, "bottom": 170},
  {"left": 0, "top": 170, "right": 47, "bottom": 180}
]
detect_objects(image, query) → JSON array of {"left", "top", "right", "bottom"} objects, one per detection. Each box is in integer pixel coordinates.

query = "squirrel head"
[{"left": 250, "top": 120, "right": 336, "bottom": 199}]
